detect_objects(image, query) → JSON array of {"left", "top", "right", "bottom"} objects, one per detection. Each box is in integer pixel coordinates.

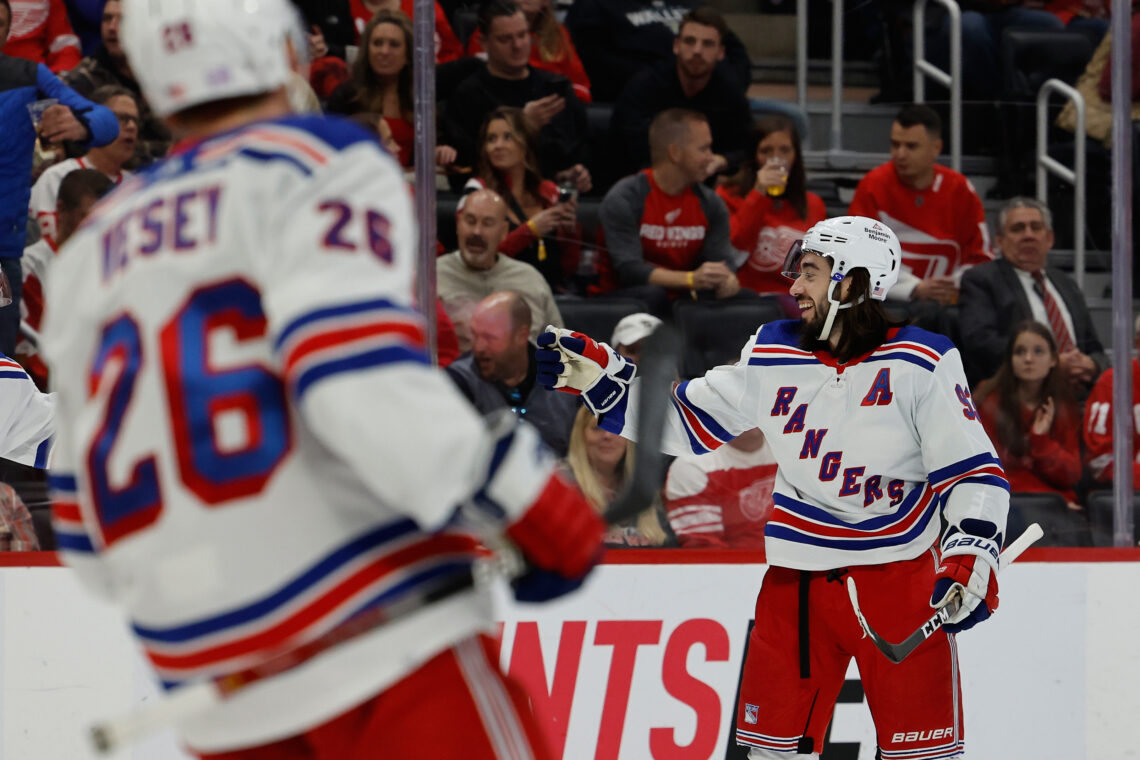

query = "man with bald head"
[
  {"left": 438, "top": 187, "right": 563, "bottom": 351},
  {"left": 598, "top": 107, "right": 740, "bottom": 315},
  {"left": 447, "top": 291, "right": 578, "bottom": 455}
]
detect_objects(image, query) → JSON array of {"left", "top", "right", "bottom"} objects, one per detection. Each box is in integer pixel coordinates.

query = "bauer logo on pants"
[{"left": 744, "top": 704, "right": 759, "bottom": 724}]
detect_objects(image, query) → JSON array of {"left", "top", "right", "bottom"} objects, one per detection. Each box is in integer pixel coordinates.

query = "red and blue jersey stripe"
[
  {"left": 735, "top": 728, "right": 802, "bottom": 753},
  {"left": 49, "top": 472, "right": 95, "bottom": 553},
  {"left": 928, "top": 452, "right": 1009, "bottom": 496},
  {"left": 671, "top": 380, "right": 735, "bottom": 454},
  {"left": 133, "top": 519, "right": 480, "bottom": 688},
  {"left": 766, "top": 482, "right": 940, "bottom": 551},
  {"left": 275, "top": 297, "right": 428, "bottom": 399},
  {"left": 880, "top": 739, "right": 965, "bottom": 759}
]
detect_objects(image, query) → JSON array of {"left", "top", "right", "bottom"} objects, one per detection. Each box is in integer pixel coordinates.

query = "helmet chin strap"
[{"left": 816, "top": 276, "right": 865, "bottom": 341}]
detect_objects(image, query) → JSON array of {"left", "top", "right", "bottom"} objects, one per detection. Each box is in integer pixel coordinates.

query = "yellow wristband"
[
  {"left": 686, "top": 271, "right": 695, "bottom": 288},
  {"left": 527, "top": 219, "right": 539, "bottom": 236}
]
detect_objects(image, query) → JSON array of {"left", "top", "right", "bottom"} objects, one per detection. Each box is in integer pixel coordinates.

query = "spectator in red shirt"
[
  {"left": 595, "top": 108, "right": 741, "bottom": 314},
  {"left": 975, "top": 320, "right": 1083, "bottom": 509},
  {"left": 326, "top": 9, "right": 456, "bottom": 170},
  {"left": 848, "top": 104, "right": 993, "bottom": 306},
  {"left": 717, "top": 113, "right": 826, "bottom": 299},
  {"left": 466, "top": 0, "right": 591, "bottom": 103},
  {"left": 465, "top": 106, "right": 580, "bottom": 292},
  {"left": 664, "top": 427, "right": 776, "bottom": 551},
  {"left": 348, "top": 0, "right": 462, "bottom": 63},
  {"left": 1083, "top": 314, "right": 1140, "bottom": 485},
  {"left": 2, "top": 0, "right": 80, "bottom": 72}
]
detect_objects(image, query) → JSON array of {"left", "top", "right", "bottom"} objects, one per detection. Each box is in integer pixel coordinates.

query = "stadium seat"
[
  {"left": 554, "top": 296, "right": 649, "bottom": 344},
  {"left": 997, "top": 29, "right": 1095, "bottom": 198},
  {"left": 673, "top": 297, "right": 785, "bottom": 379},
  {"left": 1087, "top": 490, "right": 1140, "bottom": 547},
  {"left": 1007, "top": 492, "right": 1091, "bottom": 548}
]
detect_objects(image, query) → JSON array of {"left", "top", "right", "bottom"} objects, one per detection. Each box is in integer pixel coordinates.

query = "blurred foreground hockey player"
[
  {"left": 40, "top": 0, "right": 604, "bottom": 757},
  {"left": 0, "top": 270, "right": 54, "bottom": 469},
  {"left": 539, "top": 216, "right": 1010, "bottom": 759}
]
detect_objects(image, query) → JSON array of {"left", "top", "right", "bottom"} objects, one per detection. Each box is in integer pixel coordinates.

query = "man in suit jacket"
[{"left": 959, "top": 197, "right": 1106, "bottom": 390}]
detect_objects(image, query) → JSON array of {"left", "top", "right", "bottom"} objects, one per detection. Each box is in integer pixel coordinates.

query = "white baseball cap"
[{"left": 611, "top": 313, "right": 663, "bottom": 348}]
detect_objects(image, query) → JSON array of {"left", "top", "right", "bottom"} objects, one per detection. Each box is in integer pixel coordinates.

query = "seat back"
[
  {"left": 554, "top": 296, "right": 649, "bottom": 345},
  {"left": 673, "top": 297, "right": 785, "bottom": 379},
  {"left": 1000, "top": 29, "right": 1093, "bottom": 102},
  {"left": 1007, "top": 492, "right": 1091, "bottom": 547}
]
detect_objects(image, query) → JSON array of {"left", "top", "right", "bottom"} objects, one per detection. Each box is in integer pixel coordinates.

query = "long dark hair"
[
  {"left": 476, "top": 106, "right": 544, "bottom": 201},
  {"left": 725, "top": 114, "right": 808, "bottom": 219},
  {"left": 799, "top": 268, "right": 908, "bottom": 363},
  {"left": 974, "top": 320, "right": 1072, "bottom": 458},
  {"left": 352, "top": 10, "right": 414, "bottom": 117}
]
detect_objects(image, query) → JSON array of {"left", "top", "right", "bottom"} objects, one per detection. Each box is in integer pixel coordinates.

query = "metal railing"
[
  {"left": 1035, "top": 79, "right": 1086, "bottom": 290},
  {"left": 913, "top": 0, "right": 962, "bottom": 171}
]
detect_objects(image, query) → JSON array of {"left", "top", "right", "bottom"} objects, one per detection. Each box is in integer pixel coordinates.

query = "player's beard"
[{"left": 798, "top": 296, "right": 834, "bottom": 353}]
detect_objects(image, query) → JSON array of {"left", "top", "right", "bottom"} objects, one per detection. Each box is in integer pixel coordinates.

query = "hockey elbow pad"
[
  {"left": 536, "top": 326, "right": 636, "bottom": 414},
  {"left": 930, "top": 522, "right": 1002, "bottom": 634},
  {"left": 506, "top": 472, "right": 606, "bottom": 603}
]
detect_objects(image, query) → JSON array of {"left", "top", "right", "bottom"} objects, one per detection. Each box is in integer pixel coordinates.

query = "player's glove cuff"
[
  {"left": 931, "top": 531, "right": 1001, "bottom": 634},
  {"left": 536, "top": 326, "right": 635, "bottom": 414}
]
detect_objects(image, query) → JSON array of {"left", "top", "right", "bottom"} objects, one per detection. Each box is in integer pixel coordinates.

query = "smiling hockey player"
[{"left": 539, "top": 215, "right": 1010, "bottom": 759}]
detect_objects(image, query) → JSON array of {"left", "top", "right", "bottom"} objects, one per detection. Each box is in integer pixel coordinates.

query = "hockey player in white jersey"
[
  {"left": 0, "top": 271, "right": 54, "bottom": 469},
  {"left": 40, "top": 0, "right": 605, "bottom": 758},
  {"left": 538, "top": 216, "right": 1010, "bottom": 759}
]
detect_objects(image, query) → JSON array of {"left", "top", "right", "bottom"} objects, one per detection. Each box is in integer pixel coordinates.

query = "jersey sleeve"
[
  {"left": 1083, "top": 369, "right": 1116, "bottom": 480},
  {"left": 916, "top": 347, "right": 1010, "bottom": 538},
  {"left": 28, "top": 170, "right": 59, "bottom": 245},
  {"left": 958, "top": 179, "right": 994, "bottom": 268},
  {"left": 0, "top": 358, "right": 54, "bottom": 469},
  {"left": 598, "top": 330, "right": 759, "bottom": 455},
  {"left": 255, "top": 142, "right": 496, "bottom": 530}
]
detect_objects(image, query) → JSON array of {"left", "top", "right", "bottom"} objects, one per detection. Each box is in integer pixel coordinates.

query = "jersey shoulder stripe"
[
  {"left": 276, "top": 298, "right": 428, "bottom": 399},
  {"left": 749, "top": 321, "right": 814, "bottom": 366},
  {"left": 672, "top": 380, "right": 734, "bottom": 454}
]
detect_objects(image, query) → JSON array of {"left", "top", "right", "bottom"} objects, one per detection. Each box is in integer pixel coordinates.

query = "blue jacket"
[{"left": 0, "top": 55, "right": 119, "bottom": 259}]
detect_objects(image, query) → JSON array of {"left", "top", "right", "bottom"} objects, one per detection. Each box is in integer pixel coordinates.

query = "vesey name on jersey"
[
  {"left": 771, "top": 374, "right": 907, "bottom": 508},
  {"left": 101, "top": 185, "right": 223, "bottom": 283}
]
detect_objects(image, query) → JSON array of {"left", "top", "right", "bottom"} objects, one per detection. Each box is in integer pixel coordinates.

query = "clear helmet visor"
[{"left": 780, "top": 240, "right": 837, "bottom": 283}]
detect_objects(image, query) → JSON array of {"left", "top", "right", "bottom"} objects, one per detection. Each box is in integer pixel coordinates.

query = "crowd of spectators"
[{"left": 1, "top": 0, "right": 1135, "bottom": 549}]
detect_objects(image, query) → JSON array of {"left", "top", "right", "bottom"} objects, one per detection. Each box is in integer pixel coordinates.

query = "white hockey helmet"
[
  {"left": 120, "top": 0, "right": 306, "bottom": 118},
  {"left": 782, "top": 216, "right": 901, "bottom": 338}
]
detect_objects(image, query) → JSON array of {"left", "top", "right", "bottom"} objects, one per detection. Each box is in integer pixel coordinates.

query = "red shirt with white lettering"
[
  {"left": 1083, "top": 358, "right": 1140, "bottom": 484},
  {"left": 717, "top": 185, "right": 826, "bottom": 294}
]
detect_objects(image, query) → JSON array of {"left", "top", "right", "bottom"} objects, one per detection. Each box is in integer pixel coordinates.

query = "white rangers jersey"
[
  {"left": 41, "top": 116, "right": 515, "bottom": 752},
  {"left": 606, "top": 320, "right": 1009, "bottom": 570},
  {"left": 0, "top": 353, "right": 53, "bottom": 468}
]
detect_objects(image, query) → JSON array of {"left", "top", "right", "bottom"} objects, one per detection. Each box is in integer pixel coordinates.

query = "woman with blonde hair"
[{"left": 564, "top": 407, "right": 671, "bottom": 547}]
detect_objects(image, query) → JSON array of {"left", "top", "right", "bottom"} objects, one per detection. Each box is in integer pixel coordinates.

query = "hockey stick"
[
  {"left": 603, "top": 323, "right": 679, "bottom": 526},
  {"left": 846, "top": 522, "right": 1044, "bottom": 664}
]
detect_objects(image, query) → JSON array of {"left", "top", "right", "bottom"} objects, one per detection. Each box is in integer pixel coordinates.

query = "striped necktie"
[{"left": 1031, "top": 270, "right": 1075, "bottom": 353}]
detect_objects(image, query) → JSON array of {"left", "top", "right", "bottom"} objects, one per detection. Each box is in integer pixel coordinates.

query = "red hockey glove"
[
  {"left": 505, "top": 472, "right": 605, "bottom": 603},
  {"left": 930, "top": 530, "right": 1001, "bottom": 634}
]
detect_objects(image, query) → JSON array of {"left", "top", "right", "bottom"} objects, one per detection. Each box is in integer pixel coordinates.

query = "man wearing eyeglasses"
[
  {"left": 29, "top": 84, "right": 136, "bottom": 249},
  {"left": 447, "top": 291, "right": 579, "bottom": 456}
]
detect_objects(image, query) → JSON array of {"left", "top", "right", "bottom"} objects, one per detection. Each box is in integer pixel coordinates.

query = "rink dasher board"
[{"left": 0, "top": 549, "right": 1135, "bottom": 759}]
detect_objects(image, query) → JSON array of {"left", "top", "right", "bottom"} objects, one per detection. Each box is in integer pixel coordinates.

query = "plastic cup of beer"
[{"left": 764, "top": 156, "right": 789, "bottom": 197}]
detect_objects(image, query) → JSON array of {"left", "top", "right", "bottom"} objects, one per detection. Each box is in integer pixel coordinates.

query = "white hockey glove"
[
  {"left": 930, "top": 524, "right": 1001, "bottom": 634},
  {"left": 535, "top": 325, "right": 636, "bottom": 414}
]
